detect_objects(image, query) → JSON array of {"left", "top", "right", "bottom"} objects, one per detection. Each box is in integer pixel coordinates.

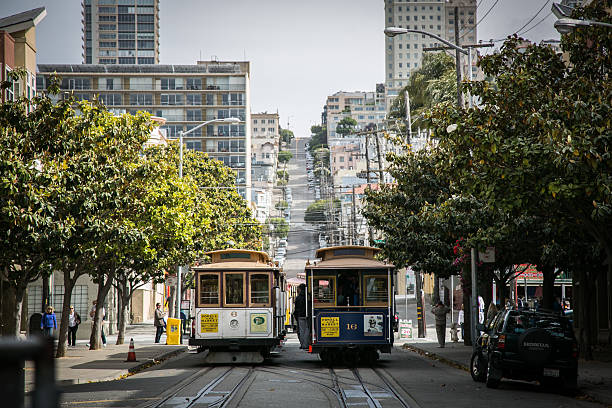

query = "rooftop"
[
  {"left": 0, "top": 7, "right": 46, "bottom": 33},
  {"left": 38, "top": 62, "right": 247, "bottom": 75}
]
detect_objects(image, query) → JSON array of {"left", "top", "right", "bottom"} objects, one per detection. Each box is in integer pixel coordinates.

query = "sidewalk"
[
  {"left": 25, "top": 322, "right": 187, "bottom": 392},
  {"left": 395, "top": 323, "right": 612, "bottom": 406}
]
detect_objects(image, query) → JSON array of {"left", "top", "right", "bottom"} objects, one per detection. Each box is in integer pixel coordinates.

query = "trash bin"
[
  {"left": 29, "top": 313, "right": 43, "bottom": 336},
  {"left": 166, "top": 318, "right": 181, "bottom": 345}
]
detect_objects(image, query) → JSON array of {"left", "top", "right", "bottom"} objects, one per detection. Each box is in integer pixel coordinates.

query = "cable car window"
[
  {"left": 313, "top": 276, "right": 336, "bottom": 307},
  {"left": 250, "top": 273, "right": 270, "bottom": 306},
  {"left": 199, "top": 273, "right": 220, "bottom": 306},
  {"left": 224, "top": 272, "right": 246, "bottom": 306},
  {"left": 363, "top": 275, "right": 388, "bottom": 306}
]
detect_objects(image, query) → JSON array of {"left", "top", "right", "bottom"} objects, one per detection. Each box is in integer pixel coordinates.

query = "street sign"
[{"left": 399, "top": 320, "right": 413, "bottom": 339}]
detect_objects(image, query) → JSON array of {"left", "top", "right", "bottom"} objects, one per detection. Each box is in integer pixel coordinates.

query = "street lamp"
[
  {"left": 175, "top": 116, "right": 241, "bottom": 339},
  {"left": 553, "top": 18, "right": 612, "bottom": 35}
]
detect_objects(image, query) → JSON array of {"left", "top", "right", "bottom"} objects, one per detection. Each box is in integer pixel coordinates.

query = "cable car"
[
  {"left": 189, "top": 249, "right": 285, "bottom": 363},
  {"left": 304, "top": 246, "right": 395, "bottom": 364}
]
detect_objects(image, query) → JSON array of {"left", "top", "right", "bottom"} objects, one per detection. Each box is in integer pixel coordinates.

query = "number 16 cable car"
[
  {"left": 305, "top": 246, "right": 395, "bottom": 364},
  {"left": 189, "top": 249, "right": 286, "bottom": 363}
]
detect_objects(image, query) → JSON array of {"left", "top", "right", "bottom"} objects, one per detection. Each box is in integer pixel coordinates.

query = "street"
[
  {"left": 281, "top": 137, "right": 317, "bottom": 278},
  {"left": 56, "top": 335, "right": 598, "bottom": 408}
]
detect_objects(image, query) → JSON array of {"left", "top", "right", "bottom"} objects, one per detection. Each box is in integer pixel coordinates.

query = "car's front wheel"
[{"left": 470, "top": 352, "right": 486, "bottom": 382}]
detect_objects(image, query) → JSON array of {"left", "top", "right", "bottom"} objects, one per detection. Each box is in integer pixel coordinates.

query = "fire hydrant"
[{"left": 450, "top": 323, "right": 459, "bottom": 342}]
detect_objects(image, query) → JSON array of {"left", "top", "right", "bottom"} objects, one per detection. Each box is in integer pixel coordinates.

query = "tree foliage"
[
  {"left": 335, "top": 117, "right": 358, "bottom": 136},
  {"left": 278, "top": 150, "right": 293, "bottom": 163}
]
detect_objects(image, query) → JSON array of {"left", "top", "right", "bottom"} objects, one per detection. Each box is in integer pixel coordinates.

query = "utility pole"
[
  {"left": 365, "top": 135, "right": 372, "bottom": 185},
  {"left": 454, "top": 6, "right": 462, "bottom": 108},
  {"left": 416, "top": 269, "right": 426, "bottom": 338},
  {"left": 352, "top": 186, "right": 357, "bottom": 245},
  {"left": 375, "top": 133, "right": 384, "bottom": 184}
]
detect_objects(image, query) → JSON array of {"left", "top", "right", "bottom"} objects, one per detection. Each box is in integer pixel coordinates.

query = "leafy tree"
[
  {"left": 279, "top": 127, "right": 294, "bottom": 145},
  {"left": 309, "top": 124, "right": 327, "bottom": 153},
  {"left": 266, "top": 217, "right": 289, "bottom": 239},
  {"left": 275, "top": 200, "right": 288, "bottom": 210},
  {"left": 305, "top": 199, "right": 340, "bottom": 224},
  {"left": 278, "top": 150, "right": 293, "bottom": 164},
  {"left": 277, "top": 170, "right": 289, "bottom": 182},
  {"left": 335, "top": 117, "right": 358, "bottom": 136},
  {"left": 387, "top": 52, "right": 456, "bottom": 134}
]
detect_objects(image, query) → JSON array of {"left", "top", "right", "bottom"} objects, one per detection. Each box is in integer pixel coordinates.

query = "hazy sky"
[{"left": 1, "top": 0, "right": 560, "bottom": 137}]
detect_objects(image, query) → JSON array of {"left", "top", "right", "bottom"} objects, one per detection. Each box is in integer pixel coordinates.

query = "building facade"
[
  {"left": 384, "top": 0, "right": 477, "bottom": 105},
  {"left": 36, "top": 61, "right": 252, "bottom": 199},
  {"left": 0, "top": 7, "right": 46, "bottom": 105},
  {"left": 251, "top": 112, "right": 280, "bottom": 224},
  {"left": 325, "top": 87, "right": 387, "bottom": 140},
  {"left": 82, "top": 0, "right": 160, "bottom": 65}
]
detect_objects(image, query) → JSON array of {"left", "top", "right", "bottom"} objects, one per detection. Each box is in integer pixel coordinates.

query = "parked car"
[{"left": 470, "top": 309, "right": 578, "bottom": 393}]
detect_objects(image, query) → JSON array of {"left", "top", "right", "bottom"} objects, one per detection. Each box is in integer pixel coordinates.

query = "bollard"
[{"left": 450, "top": 323, "right": 459, "bottom": 343}]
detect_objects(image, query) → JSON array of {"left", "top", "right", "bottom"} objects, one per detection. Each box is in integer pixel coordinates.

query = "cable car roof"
[
  {"left": 309, "top": 245, "right": 393, "bottom": 269},
  {"left": 192, "top": 249, "right": 277, "bottom": 270}
]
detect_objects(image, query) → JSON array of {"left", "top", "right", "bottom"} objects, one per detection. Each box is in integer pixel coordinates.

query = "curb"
[
  {"left": 54, "top": 346, "right": 188, "bottom": 387},
  {"left": 402, "top": 343, "right": 469, "bottom": 372}
]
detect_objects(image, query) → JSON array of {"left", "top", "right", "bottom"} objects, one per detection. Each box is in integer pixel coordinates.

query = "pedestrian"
[
  {"left": 89, "top": 300, "right": 107, "bottom": 347},
  {"left": 154, "top": 303, "right": 166, "bottom": 343},
  {"left": 431, "top": 301, "right": 450, "bottom": 348},
  {"left": 68, "top": 305, "right": 81, "bottom": 347},
  {"left": 486, "top": 302, "right": 498, "bottom": 324},
  {"left": 293, "top": 284, "right": 308, "bottom": 349},
  {"left": 41, "top": 306, "right": 57, "bottom": 337},
  {"left": 457, "top": 305, "right": 464, "bottom": 340}
]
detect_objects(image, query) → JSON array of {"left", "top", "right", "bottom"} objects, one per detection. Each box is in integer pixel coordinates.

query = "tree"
[
  {"left": 335, "top": 117, "right": 357, "bottom": 136},
  {"left": 387, "top": 52, "right": 457, "bottom": 133},
  {"left": 275, "top": 200, "right": 288, "bottom": 210},
  {"left": 279, "top": 127, "right": 294, "bottom": 145},
  {"left": 266, "top": 217, "right": 289, "bottom": 239},
  {"left": 309, "top": 124, "right": 327, "bottom": 153},
  {"left": 278, "top": 150, "right": 293, "bottom": 164},
  {"left": 304, "top": 199, "right": 339, "bottom": 224}
]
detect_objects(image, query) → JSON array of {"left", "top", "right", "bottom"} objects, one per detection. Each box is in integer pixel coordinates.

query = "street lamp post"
[
  {"left": 553, "top": 17, "right": 612, "bottom": 34},
  {"left": 175, "top": 116, "right": 241, "bottom": 340},
  {"left": 385, "top": 26, "right": 477, "bottom": 344}
]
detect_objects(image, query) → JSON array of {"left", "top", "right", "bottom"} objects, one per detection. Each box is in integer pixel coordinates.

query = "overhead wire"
[
  {"left": 459, "top": 0, "right": 501, "bottom": 40},
  {"left": 512, "top": 0, "right": 551, "bottom": 35}
]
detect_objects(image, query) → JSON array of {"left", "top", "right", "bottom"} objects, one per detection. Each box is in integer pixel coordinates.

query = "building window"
[
  {"left": 161, "top": 78, "right": 183, "bottom": 90},
  {"left": 186, "top": 78, "right": 202, "bottom": 90},
  {"left": 186, "top": 140, "right": 202, "bottom": 152},
  {"left": 118, "top": 57, "right": 136, "bottom": 64},
  {"left": 160, "top": 94, "right": 183, "bottom": 105},
  {"left": 129, "top": 93, "right": 152, "bottom": 105},
  {"left": 186, "top": 109, "right": 202, "bottom": 121},
  {"left": 99, "top": 93, "right": 123, "bottom": 106},
  {"left": 186, "top": 94, "right": 202, "bottom": 105}
]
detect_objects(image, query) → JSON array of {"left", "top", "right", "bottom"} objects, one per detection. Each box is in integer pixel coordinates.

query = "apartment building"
[
  {"left": 251, "top": 112, "right": 280, "bottom": 223},
  {"left": 82, "top": 0, "right": 160, "bottom": 65},
  {"left": 384, "top": 0, "right": 477, "bottom": 103},
  {"left": 325, "top": 85, "right": 387, "bottom": 140},
  {"left": 36, "top": 60, "right": 252, "bottom": 199},
  {"left": 0, "top": 7, "right": 46, "bottom": 104}
]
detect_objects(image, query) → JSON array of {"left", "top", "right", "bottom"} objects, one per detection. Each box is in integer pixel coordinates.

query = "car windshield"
[{"left": 505, "top": 312, "right": 574, "bottom": 338}]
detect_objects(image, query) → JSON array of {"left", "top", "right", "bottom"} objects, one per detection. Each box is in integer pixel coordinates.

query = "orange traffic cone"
[{"left": 125, "top": 338, "right": 138, "bottom": 362}]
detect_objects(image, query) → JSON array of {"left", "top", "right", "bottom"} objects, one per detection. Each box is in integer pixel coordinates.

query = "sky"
[{"left": 1, "top": 0, "right": 560, "bottom": 138}]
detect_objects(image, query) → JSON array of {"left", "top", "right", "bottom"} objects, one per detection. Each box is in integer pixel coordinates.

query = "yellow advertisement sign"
[
  {"left": 250, "top": 313, "right": 268, "bottom": 333},
  {"left": 200, "top": 313, "right": 218, "bottom": 333},
  {"left": 321, "top": 316, "right": 339, "bottom": 337}
]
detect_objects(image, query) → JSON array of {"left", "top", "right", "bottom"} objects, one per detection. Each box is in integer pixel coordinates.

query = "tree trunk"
[
  {"left": 41, "top": 274, "right": 50, "bottom": 313},
  {"left": 463, "top": 292, "right": 472, "bottom": 346},
  {"left": 89, "top": 272, "right": 114, "bottom": 350},
  {"left": 577, "top": 268, "right": 594, "bottom": 360},
  {"left": 10, "top": 284, "right": 26, "bottom": 337},
  {"left": 541, "top": 264, "right": 555, "bottom": 310},
  {"left": 56, "top": 275, "right": 75, "bottom": 358},
  {"left": 432, "top": 275, "right": 440, "bottom": 305},
  {"left": 116, "top": 280, "right": 130, "bottom": 345}
]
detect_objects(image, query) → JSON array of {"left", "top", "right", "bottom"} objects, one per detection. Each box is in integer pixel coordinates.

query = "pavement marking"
[{"left": 61, "top": 397, "right": 160, "bottom": 405}]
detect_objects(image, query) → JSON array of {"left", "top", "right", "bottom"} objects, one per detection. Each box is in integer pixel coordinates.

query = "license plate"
[{"left": 543, "top": 368, "right": 560, "bottom": 377}]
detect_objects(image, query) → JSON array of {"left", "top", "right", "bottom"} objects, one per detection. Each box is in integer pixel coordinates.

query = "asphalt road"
[
  {"left": 57, "top": 336, "right": 598, "bottom": 408},
  {"left": 281, "top": 137, "right": 318, "bottom": 278}
]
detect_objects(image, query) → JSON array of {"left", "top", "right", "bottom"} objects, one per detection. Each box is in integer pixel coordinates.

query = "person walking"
[
  {"left": 41, "top": 306, "right": 57, "bottom": 337},
  {"left": 89, "top": 300, "right": 107, "bottom": 347},
  {"left": 431, "top": 301, "right": 451, "bottom": 348},
  {"left": 457, "top": 304, "right": 465, "bottom": 340},
  {"left": 154, "top": 303, "right": 166, "bottom": 343},
  {"left": 293, "top": 284, "right": 308, "bottom": 349},
  {"left": 68, "top": 306, "right": 81, "bottom": 347}
]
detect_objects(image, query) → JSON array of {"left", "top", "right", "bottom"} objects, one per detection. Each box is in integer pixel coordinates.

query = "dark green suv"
[{"left": 470, "top": 309, "right": 578, "bottom": 392}]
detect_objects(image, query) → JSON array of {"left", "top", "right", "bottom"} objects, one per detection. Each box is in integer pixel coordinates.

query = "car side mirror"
[{"left": 476, "top": 323, "right": 486, "bottom": 332}]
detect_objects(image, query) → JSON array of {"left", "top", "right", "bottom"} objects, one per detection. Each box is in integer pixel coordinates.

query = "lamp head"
[
  {"left": 384, "top": 27, "right": 407, "bottom": 37},
  {"left": 554, "top": 18, "right": 589, "bottom": 34},
  {"left": 221, "top": 117, "right": 241, "bottom": 123}
]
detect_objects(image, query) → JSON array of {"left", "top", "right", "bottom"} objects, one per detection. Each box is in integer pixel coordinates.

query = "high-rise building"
[
  {"left": 251, "top": 112, "right": 280, "bottom": 223},
  {"left": 37, "top": 60, "right": 251, "bottom": 199},
  {"left": 82, "top": 0, "right": 160, "bottom": 65},
  {"left": 384, "top": 0, "right": 477, "bottom": 105}
]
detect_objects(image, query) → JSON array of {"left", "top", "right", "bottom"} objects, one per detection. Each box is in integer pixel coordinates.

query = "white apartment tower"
[
  {"left": 384, "top": 0, "right": 477, "bottom": 103},
  {"left": 82, "top": 0, "right": 160, "bottom": 65}
]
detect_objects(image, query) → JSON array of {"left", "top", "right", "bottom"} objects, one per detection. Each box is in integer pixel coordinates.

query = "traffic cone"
[{"left": 125, "top": 338, "right": 138, "bottom": 362}]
